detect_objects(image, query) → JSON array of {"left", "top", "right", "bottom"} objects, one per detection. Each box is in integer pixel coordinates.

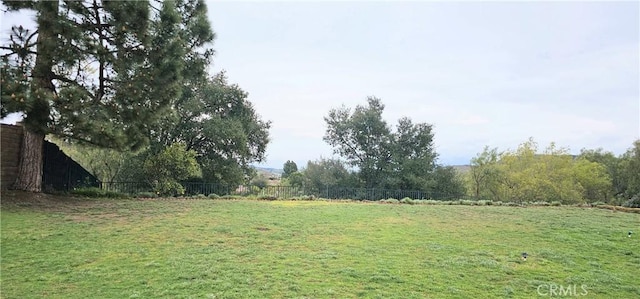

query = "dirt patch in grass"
[
  {"left": 1, "top": 190, "right": 128, "bottom": 213},
  {"left": 1, "top": 191, "right": 196, "bottom": 227},
  {"left": 2, "top": 190, "right": 68, "bottom": 205},
  {"left": 595, "top": 205, "right": 640, "bottom": 214}
]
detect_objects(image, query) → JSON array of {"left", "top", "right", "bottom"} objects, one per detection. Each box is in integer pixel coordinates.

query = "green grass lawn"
[{"left": 1, "top": 195, "right": 639, "bottom": 298}]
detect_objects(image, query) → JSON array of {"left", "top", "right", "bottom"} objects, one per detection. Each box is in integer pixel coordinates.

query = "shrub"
[
  {"left": 208, "top": 193, "right": 220, "bottom": 199},
  {"left": 400, "top": 197, "right": 414, "bottom": 205},
  {"left": 622, "top": 195, "right": 640, "bottom": 208},
  {"left": 460, "top": 200, "right": 474, "bottom": 206},
  {"left": 251, "top": 176, "right": 269, "bottom": 189},
  {"left": 258, "top": 195, "right": 278, "bottom": 201},
  {"left": 531, "top": 201, "right": 550, "bottom": 206},
  {"left": 609, "top": 197, "right": 627, "bottom": 206},
  {"left": 193, "top": 194, "right": 207, "bottom": 199},
  {"left": 71, "top": 187, "right": 128, "bottom": 199},
  {"left": 136, "top": 192, "right": 157, "bottom": 198},
  {"left": 153, "top": 180, "right": 185, "bottom": 197},
  {"left": 291, "top": 195, "right": 315, "bottom": 201},
  {"left": 143, "top": 143, "right": 201, "bottom": 196}
]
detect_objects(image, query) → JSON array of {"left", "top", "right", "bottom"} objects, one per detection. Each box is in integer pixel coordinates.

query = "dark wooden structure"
[{"left": 1, "top": 123, "right": 99, "bottom": 191}]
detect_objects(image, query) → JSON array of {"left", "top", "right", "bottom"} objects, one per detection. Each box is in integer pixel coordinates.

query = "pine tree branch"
[
  {"left": 25, "top": 30, "right": 38, "bottom": 46},
  {"left": 149, "top": 0, "right": 163, "bottom": 13},
  {"left": 53, "top": 131, "right": 111, "bottom": 149},
  {"left": 102, "top": 77, "right": 125, "bottom": 84},
  {"left": 0, "top": 46, "right": 37, "bottom": 55},
  {"left": 62, "top": 16, "right": 117, "bottom": 47},
  {"left": 50, "top": 73, "right": 94, "bottom": 98}
]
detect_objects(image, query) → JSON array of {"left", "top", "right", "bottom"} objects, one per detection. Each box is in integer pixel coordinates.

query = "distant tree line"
[
  {"left": 466, "top": 138, "right": 640, "bottom": 206},
  {"left": 278, "top": 98, "right": 639, "bottom": 206},
  {"left": 279, "top": 97, "right": 466, "bottom": 198}
]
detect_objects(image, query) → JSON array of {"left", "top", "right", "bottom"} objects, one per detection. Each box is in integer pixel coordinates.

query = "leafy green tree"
[
  {"left": 302, "top": 158, "right": 356, "bottom": 193},
  {"left": 282, "top": 160, "right": 298, "bottom": 179},
  {"left": 323, "top": 97, "right": 438, "bottom": 190},
  {"left": 471, "top": 138, "right": 619, "bottom": 203},
  {"left": 143, "top": 143, "right": 201, "bottom": 196},
  {"left": 432, "top": 166, "right": 467, "bottom": 199},
  {"left": 573, "top": 158, "right": 612, "bottom": 202},
  {"left": 389, "top": 117, "right": 438, "bottom": 190},
  {"left": 324, "top": 97, "right": 393, "bottom": 188},
  {"left": 498, "top": 139, "right": 540, "bottom": 202},
  {"left": 114, "top": 151, "right": 148, "bottom": 183},
  {"left": 619, "top": 140, "right": 640, "bottom": 199},
  {"left": 576, "top": 141, "right": 640, "bottom": 204},
  {"left": 498, "top": 139, "right": 583, "bottom": 203},
  {"left": 538, "top": 142, "right": 583, "bottom": 203},
  {"left": 1, "top": 0, "right": 192, "bottom": 191},
  {"left": 469, "top": 146, "right": 501, "bottom": 199},
  {"left": 151, "top": 72, "right": 270, "bottom": 188},
  {"left": 578, "top": 148, "right": 623, "bottom": 198},
  {"left": 287, "top": 172, "right": 305, "bottom": 188},
  {"left": 250, "top": 173, "right": 269, "bottom": 189},
  {"left": 578, "top": 142, "right": 640, "bottom": 201}
]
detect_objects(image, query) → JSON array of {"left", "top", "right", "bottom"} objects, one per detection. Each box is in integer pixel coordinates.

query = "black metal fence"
[
  {"left": 100, "top": 181, "right": 154, "bottom": 195},
  {"left": 97, "top": 181, "right": 464, "bottom": 201},
  {"left": 323, "top": 187, "right": 460, "bottom": 201}
]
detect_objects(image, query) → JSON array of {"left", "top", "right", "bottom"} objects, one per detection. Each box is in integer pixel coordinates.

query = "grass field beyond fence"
[{"left": 1, "top": 194, "right": 639, "bottom": 298}]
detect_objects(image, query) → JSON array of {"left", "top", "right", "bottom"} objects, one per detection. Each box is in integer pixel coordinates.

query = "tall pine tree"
[{"left": 1, "top": 0, "right": 188, "bottom": 191}]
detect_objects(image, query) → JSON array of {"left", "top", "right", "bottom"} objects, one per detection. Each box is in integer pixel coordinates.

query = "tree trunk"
[
  {"left": 12, "top": 0, "right": 58, "bottom": 192},
  {"left": 13, "top": 128, "right": 45, "bottom": 192}
]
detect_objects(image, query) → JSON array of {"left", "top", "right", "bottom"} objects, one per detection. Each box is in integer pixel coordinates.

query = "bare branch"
[{"left": 25, "top": 30, "right": 39, "bottom": 45}]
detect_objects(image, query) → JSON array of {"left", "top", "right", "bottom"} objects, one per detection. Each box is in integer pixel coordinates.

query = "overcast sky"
[{"left": 2, "top": 1, "right": 639, "bottom": 168}]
